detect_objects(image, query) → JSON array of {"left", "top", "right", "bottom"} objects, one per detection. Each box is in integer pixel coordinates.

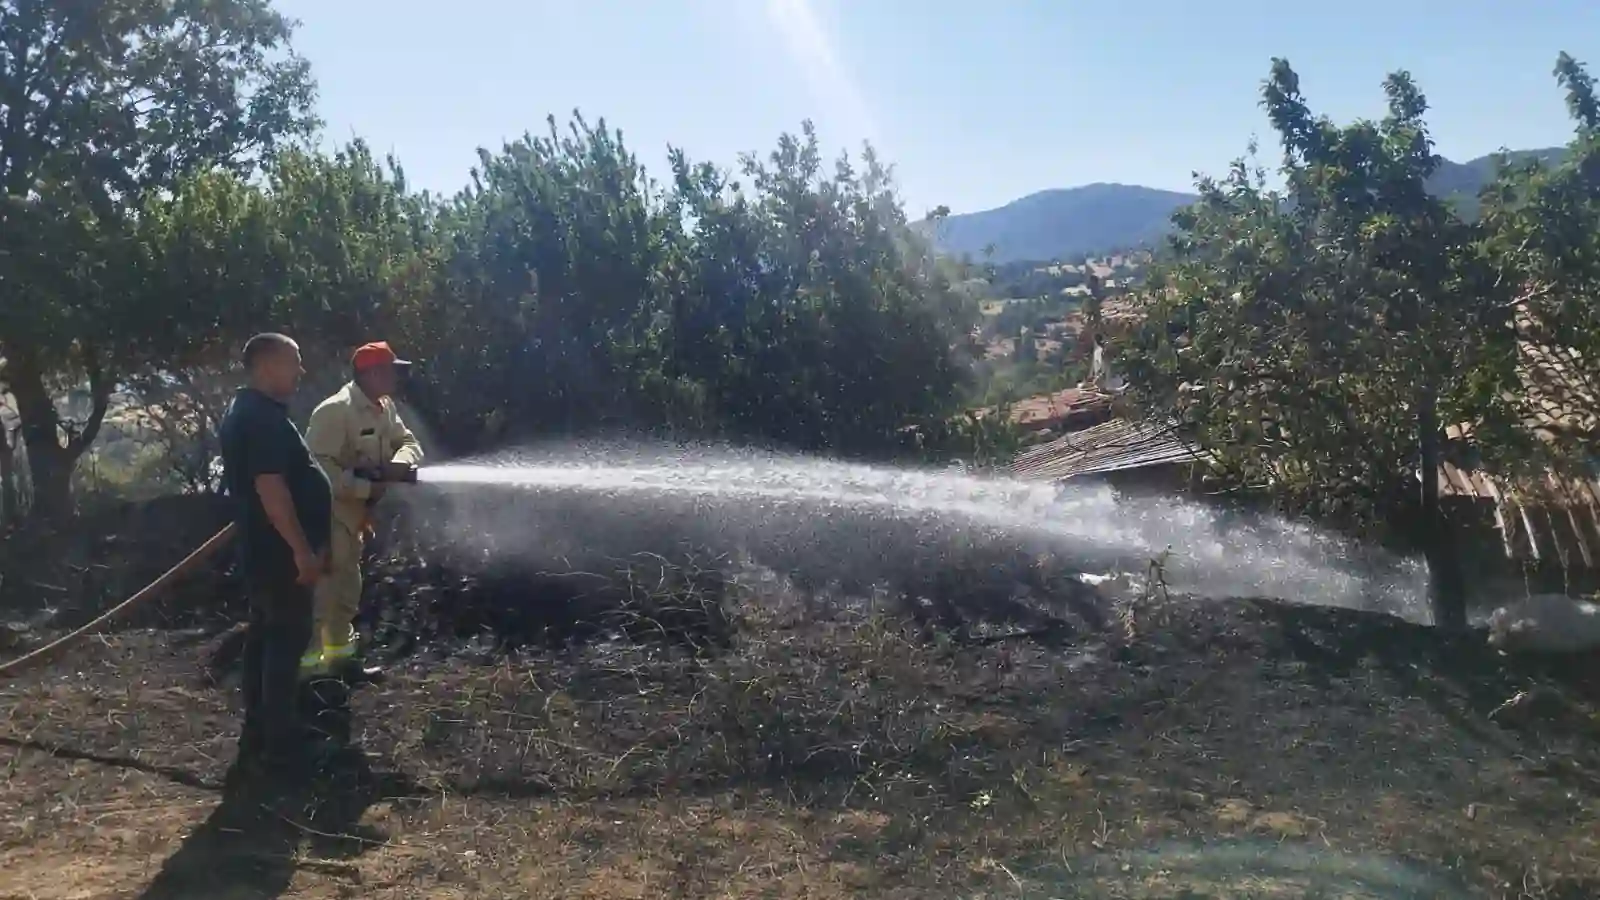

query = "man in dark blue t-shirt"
[{"left": 219, "top": 332, "right": 332, "bottom": 777}]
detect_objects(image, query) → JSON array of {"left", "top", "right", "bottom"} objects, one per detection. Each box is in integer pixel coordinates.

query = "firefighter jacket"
[{"left": 304, "top": 382, "right": 424, "bottom": 534}]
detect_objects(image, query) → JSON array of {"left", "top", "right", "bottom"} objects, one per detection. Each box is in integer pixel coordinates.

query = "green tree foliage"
[
  {"left": 1479, "top": 53, "right": 1600, "bottom": 471},
  {"left": 403, "top": 114, "right": 683, "bottom": 448},
  {"left": 7, "top": 109, "right": 981, "bottom": 509},
  {"left": 899, "top": 408, "right": 1023, "bottom": 471},
  {"left": 987, "top": 260, "right": 1087, "bottom": 300},
  {"left": 1014, "top": 327, "right": 1037, "bottom": 364},
  {"left": 406, "top": 116, "right": 977, "bottom": 457},
  {"left": 991, "top": 296, "right": 1073, "bottom": 337},
  {"left": 108, "top": 141, "right": 433, "bottom": 488},
  {"left": 257, "top": 144, "right": 438, "bottom": 356},
  {"left": 0, "top": 0, "right": 316, "bottom": 518},
  {"left": 1120, "top": 60, "right": 1521, "bottom": 627},
  {"left": 660, "top": 125, "right": 973, "bottom": 455}
]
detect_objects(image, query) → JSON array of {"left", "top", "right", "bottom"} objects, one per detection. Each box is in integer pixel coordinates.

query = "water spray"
[
  {"left": 0, "top": 442, "right": 1441, "bottom": 680},
  {"left": 405, "top": 443, "right": 1432, "bottom": 622}
]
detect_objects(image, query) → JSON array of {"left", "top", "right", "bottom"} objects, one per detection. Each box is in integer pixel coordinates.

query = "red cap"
[{"left": 351, "top": 341, "right": 412, "bottom": 372}]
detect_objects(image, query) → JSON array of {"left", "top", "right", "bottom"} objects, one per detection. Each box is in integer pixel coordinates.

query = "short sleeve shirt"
[{"left": 219, "top": 387, "right": 333, "bottom": 580}]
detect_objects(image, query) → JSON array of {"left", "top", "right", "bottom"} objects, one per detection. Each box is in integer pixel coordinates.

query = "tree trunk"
[
  {"left": 1418, "top": 386, "right": 1467, "bottom": 629},
  {"left": 5, "top": 345, "right": 110, "bottom": 522},
  {"left": 0, "top": 411, "right": 17, "bottom": 524}
]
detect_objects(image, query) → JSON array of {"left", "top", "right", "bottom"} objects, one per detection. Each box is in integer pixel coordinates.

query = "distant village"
[{"left": 966, "top": 251, "right": 1152, "bottom": 442}]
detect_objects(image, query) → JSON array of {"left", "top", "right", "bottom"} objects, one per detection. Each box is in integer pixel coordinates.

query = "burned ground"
[{"left": 4, "top": 521, "right": 1600, "bottom": 898}]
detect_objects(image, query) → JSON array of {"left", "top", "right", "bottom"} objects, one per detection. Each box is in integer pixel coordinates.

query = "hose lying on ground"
[{"left": 0, "top": 523, "right": 237, "bottom": 678}]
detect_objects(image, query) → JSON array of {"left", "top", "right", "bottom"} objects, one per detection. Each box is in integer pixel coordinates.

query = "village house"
[{"left": 1004, "top": 297, "right": 1600, "bottom": 599}]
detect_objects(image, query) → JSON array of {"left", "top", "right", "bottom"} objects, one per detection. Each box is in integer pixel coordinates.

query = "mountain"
[
  {"left": 932, "top": 148, "right": 1567, "bottom": 264},
  {"left": 928, "top": 183, "right": 1197, "bottom": 265},
  {"left": 1423, "top": 147, "right": 1566, "bottom": 218}
]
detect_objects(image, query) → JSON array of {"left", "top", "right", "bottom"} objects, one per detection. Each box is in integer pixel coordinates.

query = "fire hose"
[
  {"left": 0, "top": 463, "right": 419, "bottom": 678},
  {"left": 0, "top": 523, "right": 238, "bottom": 678}
]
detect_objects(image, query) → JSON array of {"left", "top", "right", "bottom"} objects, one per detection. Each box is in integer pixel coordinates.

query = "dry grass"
[{"left": 5, "top": 559, "right": 1600, "bottom": 898}]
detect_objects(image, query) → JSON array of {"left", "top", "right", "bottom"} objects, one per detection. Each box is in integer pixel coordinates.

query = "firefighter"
[{"left": 302, "top": 341, "right": 424, "bottom": 682}]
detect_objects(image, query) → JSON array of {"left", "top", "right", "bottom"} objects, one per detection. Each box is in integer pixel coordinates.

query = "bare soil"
[{"left": 5, "top": 571, "right": 1600, "bottom": 899}]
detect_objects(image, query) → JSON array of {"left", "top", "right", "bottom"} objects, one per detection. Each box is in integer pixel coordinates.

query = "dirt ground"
[{"left": 4, "top": 585, "right": 1600, "bottom": 899}]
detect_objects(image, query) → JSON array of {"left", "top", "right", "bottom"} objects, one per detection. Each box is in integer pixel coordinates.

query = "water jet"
[{"left": 405, "top": 442, "right": 1430, "bottom": 623}]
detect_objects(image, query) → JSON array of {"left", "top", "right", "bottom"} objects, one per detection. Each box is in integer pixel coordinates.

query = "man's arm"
[
  {"left": 386, "top": 402, "right": 424, "bottom": 467},
  {"left": 244, "top": 417, "right": 320, "bottom": 584},
  {"left": 255, "top": 474, "right": 314, "bottom": 560},
  {"left": 305, "top": 401, "right": 373, "bottom": 501}
]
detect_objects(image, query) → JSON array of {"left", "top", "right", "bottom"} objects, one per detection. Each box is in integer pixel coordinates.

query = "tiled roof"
[
  {"left": 1009, "top": 417, "right": 1210, "bottom": 481},
  {"left": 1510, "top": 305, "right": 1600, "bottom": 439},
  {"left": 1006, "top": 388, "right": 1114, "bottom": 431}
]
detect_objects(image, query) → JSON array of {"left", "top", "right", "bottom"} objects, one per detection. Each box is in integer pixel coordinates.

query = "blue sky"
[{"left": 274, "top": 0, "right": 1600, "bottom": 217}]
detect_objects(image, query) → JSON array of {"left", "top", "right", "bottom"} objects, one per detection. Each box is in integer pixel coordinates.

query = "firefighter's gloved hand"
[{"left": 380, "top": 461, "right": 419, "bottom": 484}]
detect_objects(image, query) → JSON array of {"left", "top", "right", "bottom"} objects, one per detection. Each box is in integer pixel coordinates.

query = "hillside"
[
  {"left": 929, "top": 183, "right": 1197, "bottom": 266},
  {"left": 935, "top": 148, "right": 1567, "bottom": 263},
  {"left": 7, "top": 552, "right": 1600, "bottom": 898},
  {"left": 1425, "top": 147, "right": 1568, "bottom": 217}
]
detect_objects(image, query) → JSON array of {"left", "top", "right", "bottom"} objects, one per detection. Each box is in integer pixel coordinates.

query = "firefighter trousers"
[{"left": 302, "top": 522, "right": 363, "bottom": 675}]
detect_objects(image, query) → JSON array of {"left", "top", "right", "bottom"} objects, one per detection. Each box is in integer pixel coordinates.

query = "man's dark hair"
[{"left": 242, "top": 332, "right": 297, "bottom": 371}]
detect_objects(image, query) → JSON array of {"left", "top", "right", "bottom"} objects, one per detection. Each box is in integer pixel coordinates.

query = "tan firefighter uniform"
[{"left": 302, "top": 377, "right": 423, "bottom": 674}]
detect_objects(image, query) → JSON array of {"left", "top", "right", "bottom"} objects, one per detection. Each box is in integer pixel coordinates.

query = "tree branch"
[{"left": 64, "top": 343, "right": 108, "bottom": 457}]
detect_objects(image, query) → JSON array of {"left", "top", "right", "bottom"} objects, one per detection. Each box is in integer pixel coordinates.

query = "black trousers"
[{"left": 240, "top": 572, "right": 314, "bottom": 762}]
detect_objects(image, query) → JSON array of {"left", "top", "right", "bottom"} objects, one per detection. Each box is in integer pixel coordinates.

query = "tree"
[
  {"left": 1480, "top": 54, "right": 1600, "bottom": 475},
  {"left": 0, "top": 3, "right": 989, "bottom": 517},
  {"left": 0, "top": 395, "right": 18, "bottom": 523},
  {"left": 1083, "top": 270, "right": 1104, "bottom": 330},
  {"left": 664, "top": 123, "right": 973, "bottom": 454},
  {"left": 0, "top": 0, "right": 316, "bottom": 519},
  {"left": 1015, "top": 326, "right": 1037, "bottom": 363},
  {"left": 247, "top": 141, "right": 441, "bottom": 416},
  {"left": 396, "top": 113, "right": 681, "bottom": 450},
  {"left": 115, "top": 139, "right": 437, "bottom": 481},
  {"left": 1120, "top": 60, "right": 1517, "bottom": 628},
  {"left": 384, "top": 116, "right": 974, "bottom": 459}
]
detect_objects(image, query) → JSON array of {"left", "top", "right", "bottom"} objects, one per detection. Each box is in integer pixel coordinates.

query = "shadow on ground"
[
  {"left": 1245, "top": 599, "right": 1600, "bottom": 796},
  {"left": 1027, "top": 838, "right": 1482, "bottom": 900},
  {"left": 0, "top": 736, "right": 221, "bottom": 791},
  {"left": 135, "top": 741, "right": 424, "bottom": 899}
]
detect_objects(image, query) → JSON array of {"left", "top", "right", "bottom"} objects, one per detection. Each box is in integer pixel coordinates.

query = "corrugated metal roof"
[
  {"left": 1438, "top": 458, "right": 1600, "bottom": 567},
  {"left": 1009, "top": 417, "right": 1210, "bottom": 481},
  {"left": 1438, "top": 413, "right": 1600, "bottom": 566},
  {"left": 1007, "top": 414, "right": 1600, "bottom": 568},
  {"left": 1433, "top": 301, "right": 1600, "bottom": 564}
]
